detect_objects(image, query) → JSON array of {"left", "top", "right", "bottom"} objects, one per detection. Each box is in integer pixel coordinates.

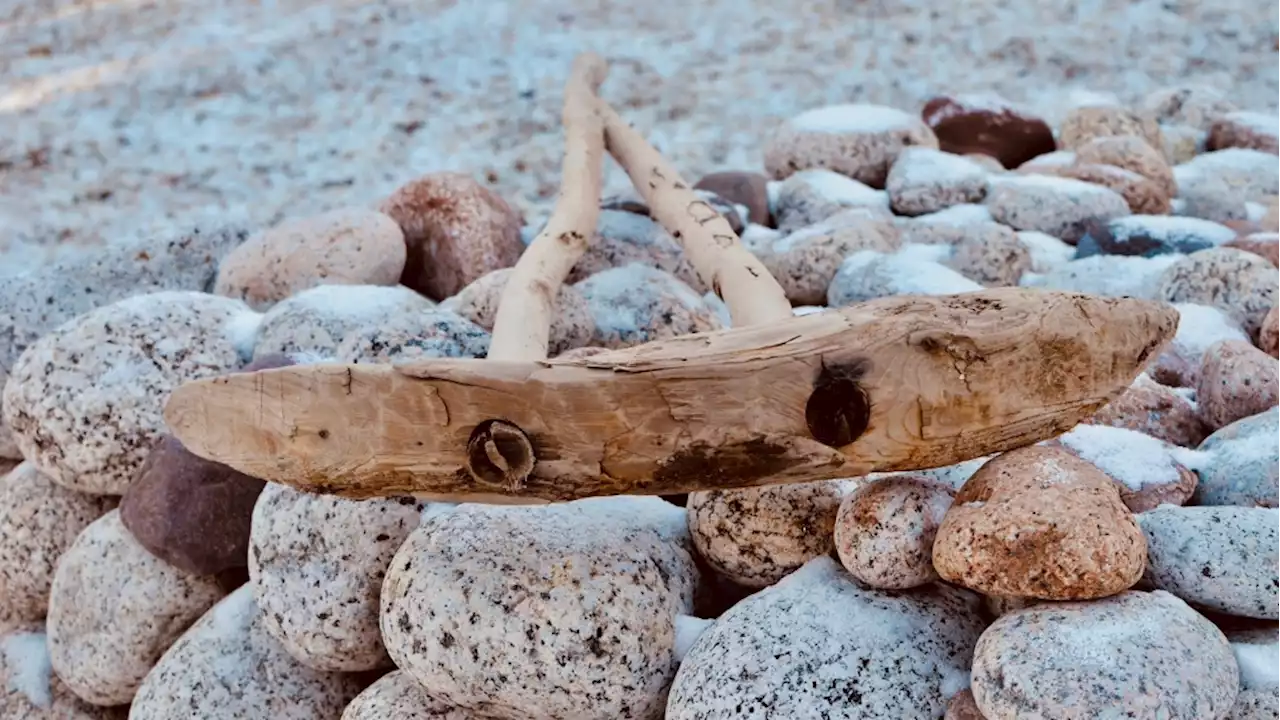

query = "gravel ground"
[{"left": 0, "top": 0, "right": 1276, "bottom": 265}]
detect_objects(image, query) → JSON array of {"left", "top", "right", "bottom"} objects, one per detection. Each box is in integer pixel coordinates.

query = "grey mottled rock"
[
  {"left": 340, "top": 670, "right": 471, "bottom": 720},
  {"left": 971, "top": 590, "right": 1239, "bottom": 720},
  {"left": 886, "top": 147, "right": 988, "bottom": 216},
  {"left": 1194, "top": 407, "right": 1279, "bottom": 507},
  {"left": 575, "top": 264, "right": 722, "bottom": 349},
  {"left": 1138, "top": 505, "right": 1279, "bottom": 620},
  {"left": 253, "top": 284, "right": 435, "bottom": 360},
  {"left": 772, "top": 169, "right": 891, "bottom": 232},
  {"left": 833, "top": 475, "right": 954, "bottom": 589},
  {"left": 1228, "top": 690, "right": 1280, "bottom": 720},
  {"left": 0, "top": 624, "right": 127, "bottom": 719},
  {"left": 667, "top": 556, "right": 986, "bottom": 720},
  {"left": 333, "top": 308, "right": 490, "bottom": 363},
  {"left": 985, "top": 174, "right": 1130, "bottom": 240},
  {"left": 827, "top": 250, "right": 980, "bottom": 307}
]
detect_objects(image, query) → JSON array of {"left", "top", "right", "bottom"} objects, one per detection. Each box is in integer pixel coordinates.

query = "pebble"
[
  {"left": 1083, "top": 373, "right": 1207, "bottom": 447},
  {"left": 341, "top": 670, "right": 469, "bottom": 720},
  {"left": 763, "top": 103, "right": 940, "bottom": 188},
  {"left": 0, "top": 464, "right": 116, "bottom": 624},
  {"left": 1138, "top": 505, "right": 1279, "bottom": 620},
  {"left": 1225, "top": 232, "right": 1279, "bottom": 267},
  {"left": 897, "top": 212, "right": 1001, "bottom": 247},
  {"left": 212, "top": 208, "right": 407, "bottom": 311},
  {"left": 249, "top": 484, "right": 424, "bottom": 672},
  {"left": 917, "top": 456, "right": 993, "bottom": 491},
  {"left": 771, "top": 169, "right": 892, "bottom": 233},
  {"left": 46, "top": 510, "right": 225, "bottom": 706},
  {"left": 693, "top": 171, "right": 773, "bottom": 226},
  {"left": 381, "top": 498, "right": 698, "bottom": 720},
  {"left": 1058, "top": 105, "right": 1166, "bottom": 155},
  {"left": 252, "top": 284, "right": 434, "bottom": 359},
  {"left": 986, "top": 174, "right": 1131, "bottom": 240},
  {"left": 833, "top": 475, "right": 954, "bottom": 589},
  {"left": 1054, "top": 424, "right": 1200, "bottom": 513},
  {"left": 1194, "top": 407, "right": 1279, "bottom": 508},
  {"left": 333, "top": 307, "right": 490, "bottom": 363},
  {"left": 1076, "top": 134, "right": 1178, "bottom": 196},
  {"left": 667, "top": 557, "right": 987, "bottom": 720},
  {"left": 827, "top": 250, "right": 981, "bottom": 307},
  {"left": 599, "top": 187, "right": 746, "bottom": 235},
  {"left": 1015, "top": 230, "right": 1076, "bottom": 273},
  {"left": 1161, "top": 123, "right": 1207, "bottom": 164},
  {"left": 566, "top": 209, "right": 705, "bottom": 291},
  {"left": 932, "top": 446, "right": 1146, "bottom": 600},
  {"left": 0, "top": 624, "right": 127, "bottom": 719},
  {"left": 1157, "top": 248, "right": 1278, "bottom": 342},
  {"left": 946, "top": 223, "right": 1031, "bottom": 286},
  {"left": 574, "top": 264, "right": 722, "bottom": 349},
  {"left": 1141, "top": 85, "right": 1237, "bottom": 131},
  {"left": 688, "top": 480, "right": 850, "bottom": 589},
  {"left": 378, "top": 172, "right": 525, "bottom": 300},
  {"left": 1207, "top": 111, "right": 1280, "bottom": 154},
  {"left": 1177, "top": 149, "right": 1280, "bottom": 201},
  {"left": 1022, "top": 253, "right": 1178, "bottom": 299},
  {"left": 885, "top": 147, "right": 988, "bottom": 216},
  {"left": 1261, "top": 305, "right": 1279, "bottom": 356},
  {"left": 1075, "top": 215, "right": 1236, "bottom": 258},
  {"left": 943, "top": 690, "right": 985, "bottom": 720},
  {"left": 1150, "top": 302, "right": 1250, "bottom": 388},
  {"left": 971, "top": 590, "right": 1239, "bottom": 719},
  {"left": 2, "top": 291, "right": 256, "bottom": 495},
  {"left": 1040, "top": 161, "right": 1172, "bottom": 215},
  {"left": 757, "top": 209, "right": 901, "bottom": 305},
  {"left": 1196, "top": 339, "right": 1279, "bottom": 431},
  {"left": 1175, "top": 172, "right": 1252, "bottom": 223},
  {"left": 921, "top": 93, "right": 1056, "bottom": 169},
  {"left": 128, "top": 585, "right": 367, "bottom": 719},
  {"left": 1230, "top": 691, "right": 1280, "bottom": 720},
  {"left": 442, "top": 268, "right": 594, "bottom": 356}
]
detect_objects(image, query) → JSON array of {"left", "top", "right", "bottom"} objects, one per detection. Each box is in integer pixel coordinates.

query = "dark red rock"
[
  {"left": 694, "top": 171, "right": 773, "bottom": 227},
  {"left": 922, "top": 95, "right": 1057, "bottom": 170}
]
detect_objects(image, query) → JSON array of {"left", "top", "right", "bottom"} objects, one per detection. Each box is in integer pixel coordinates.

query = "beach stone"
[
  {"left": 946, "top": 223, "right": 1031, "bottom": 286},
  {"left": 1141, "top": 85, "right": 1237, "bottom": 131},
  {"left": 1161, "top": 123, "right": 1207, "bottom": 164},
  {"left": 1207, "top": 112, "right": 1280, "bottom": 154},
  {"left": 667, "top": 556, "right": 987, "bottom": 720},
  {"left": 379, "top": 172, "right": 524, "bottom": 300},
  {"left": 771, "top": 169, "right": 891, "bottom": 233},
  {"left": 1264, "top": 197, "right": 1280, "bottom": 231},
  {"left": 1059, "top": 105, "right": 1166, "bottom": 155},
  {"left": 46, "top": 510, "right": 225, "bottom": 706},
  {"left": 598, "top": 187, "right": 745, "bottom": 235},
  {"left": 0, "top": 463, "right": 116, "bottom": 624},
  {"left": 694, "top": 171, "right": 772, "bottom": 226},
  {"left": 828, "top": 250, "right": 981, "bottom": 306},
  {"left": 213, "top": 208, "right": 406, "bottom": 311},
  {"left": 1176, "top": 172, "right": 1252, "bottom": 223},
  {"left": 918, "top": 456, "right": 993, "bottom": 491},
  {"left": 689, "top": 480, "right": 850, "bottom": 589},
  {"left": 932, "top": 446, "right": 1146, "bottom": 600},
  {"left": 1150, "top": 303, "right": 1250, "bottom": 388},
  {"left": 1054, "top": 424, "right": 1199, "bottom": 513},
  {"left": 1138, "top": 505, "right": 1279, "bottom": 620},
  {"left": 986, "top": 174, "right": 1130, "bottom": 241},
  {"left": 249, "top": 484, "right": 424, "bottom": 672},
  {"left": 1229, "top": 691, "right": 1280, "bottom": 720},
  {"left": 944, "top": 690, "right": 986, "bottom": 720},
  {"left": 833, "top": 475, "right": 954, "bottom": 589},
  {"left": 1026, "top": 160, "right": 1171, "bottom": 215},
  {"left": 1023, "top": 254, "right": 1179, "bottom": 299},
  {"left": 575, "top": 264, "right": 721, "bottom": 349},
  {"left": 341, "top": 670, "right": 470, "bottom": 720},
  {"left": 971, "top": 590, "right": 1239, "bottom": 720},
  {"left": 252, "top": 283, "right": 434, "bottom": 359},
  {"left": 1194, "top": 407, "right": 1279, "bottom": 508},
  {"left": 1196, "top": 339, "right": 1279, "bottom": 431},
  {"left": 2, "top": 291, "right": 256, "bottom": 495},
  {"left": 1260, "top": 305, "right": 1278, "bottom": 356},
  {"left": 1016, "top": 231, "right": 1075, "bottom": 273},
  {"left": 1084, "top": 373, "right": 1207, "bottom": 447},
  {"left": 1177, "top": 149, "right": 1280, "bottom": 201},
  {"left": 1225, "top": 232, "right": 1279, "bottom": 267},
  {"left": 1157, "top": 248, "right": 1278, "bottom": 342},
  {"left": 0, "top": 624, "right": 127, "bottom": 719},
  {"left": 885, "top": 147, "right": 988, "bottom": 216},
  {"left": 381, "top": 498, "right": 698, "bottom": 720},
  {"left": 921, "top": 93, "right": 1056, "bottom": 169},
  {"left": 566, "top": 209, "right": 705, "bottom": 291},
  {"left": 764, "top": 103, "right": 940, "bottom": 188},
  {"left": 1016, "top": 149, "right": 1077, "bottom": 174},
  {"left": 444, "top": 268, "right": 593, "bottom": 356},
  {"left": 896, "top": 211, "right": 999, "bottom": 247},
  {"left": 1075, "top": 215, "right": 1235, "bottom": 258},
  {"left": 333, "top": 308, "right": 490, "bottom": 363},
  {"left": 757, "top": 209, "right": 901, "bottom": 305},
  {"left": 1076, "top": 135, "right": 1178, "bottom": 196},
  {"left": 129, "top": 585, "right": 367, "bottom": 719}
]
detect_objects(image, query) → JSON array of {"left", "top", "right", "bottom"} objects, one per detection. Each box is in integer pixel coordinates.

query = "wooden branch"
[
  {"left": 163, "top": 289, "right": 1178, "bottom": 502},
  {"left": 596, "top": 99, "right": 792, "bottom": 326},
  {"left": 488, "top": 53, "right": 608, "bottom": 362}
]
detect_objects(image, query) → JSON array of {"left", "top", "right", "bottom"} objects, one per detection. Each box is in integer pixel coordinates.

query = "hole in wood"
[
  {"left": 466, "top": 419, "right": 536, "bottom": 492},
  {"left": 805, "top": 361, "right": 871, "bottom": 448}
]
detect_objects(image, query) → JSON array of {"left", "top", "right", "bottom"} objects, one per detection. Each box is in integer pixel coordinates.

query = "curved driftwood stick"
[{"left": 164, "top": 289, "right": 1178, "bottom": 503}]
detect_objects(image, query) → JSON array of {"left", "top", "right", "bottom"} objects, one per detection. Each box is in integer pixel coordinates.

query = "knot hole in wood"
[
  {"left": 466, "top": 419, "right": 536, "bottom": 492},
  {"left": 805, "top": 360, "right": 871, "bottom": 448}
]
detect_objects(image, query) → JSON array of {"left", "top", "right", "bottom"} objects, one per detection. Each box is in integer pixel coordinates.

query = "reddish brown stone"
[
  {"left": 1197, "top": 339, "right": 1280, "bottom": 431},
  {"left": 694, "top": 171, "right": 773, "bottom": 227},
  {"left": 1225, "top": 232, "right": 1279, "bottom": 267},
  {"left": 1082, "top": 374, "right": 1208, "bottom": 447},
  {"left": 945, "top": 689, "right": 987, "bottom": 719},
  {"left": 922, "top": 95, "right": 1057, "bottom": 170}
]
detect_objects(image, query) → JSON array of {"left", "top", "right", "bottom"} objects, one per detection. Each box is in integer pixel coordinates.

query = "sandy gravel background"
[{"left": 0, "top": 0, "right": 1276, "bottom": 265}]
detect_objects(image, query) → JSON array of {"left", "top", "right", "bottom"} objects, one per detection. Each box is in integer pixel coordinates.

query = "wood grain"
[{"left": 164, "top": 289, "right": 1178, "bottom": 501}]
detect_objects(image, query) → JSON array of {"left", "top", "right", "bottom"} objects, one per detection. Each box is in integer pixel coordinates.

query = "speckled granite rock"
[
  {"left": 1177, "top": 149, "right": 1279, "bottom": 201},
  {"left": 885, "top": 147, "right": 988, "bottom": 216},
  {"left": 1075, "top": 215, "right": 1235, "bottom": 258},
  {"left": 1058, "top": 105, "right": 1166, "bottom": 156},
  {"left": 932, "top": 446, "right": 1146, "bottom": 600},
  {"left": 1157, "top": 248, "right": 1277, "bottom": 342},
  {"left": 340, "top": 670, "right": 472, "bottom": 720},
  {"left": 1261, "top": 305, "right": 1279, "bottom": 357},
  {"left": 986, "top": 173, "right": 1130, "bottom": 241},
  {"left": 769, "top": 169, "right": 891, "bottom": 233},
  {"left": 917, "top": 456, "right": 994, "bottom": 491},
  {"left": 1054, "top": 424, "right": 1200, "bottom": 513},
  {"left": 764, "top": 104, "right": 940, "bottom": 188},
  {"left": 1228, "top": 691, "right": 1280, "bottom": 720},
  {"left": 1023, "top": 254, "right": 1178, "bottom": 300},
  {"left": 946, "top": 223, "right": 1031, "bottom": 286},
  {"left": 252, "top": 283, "right": 435, "bottom": 359},
  {"left": 46, "top": 510, "right": 225, "bottom": 706},
  {"left": 443, "top": 267, "right": 593, "bottom": 356},
  {"left": 381, "top": 498, "right": 698, "bottom": 720},
  {"left": 333, "top": 307, "right": 490, "bottom": 363},
  {"left": 1194, "top": 407, "right": 1279, "bottom": 508},
  {"left": 249, "top": 484, "right": 424, "bottom": 672},
  {"left": 667, "top": 557, "right": 986, "bottom": 720},
  {"left": 565, "top": 210, "right": 706, "bottom": 292},
  {"left": 1083, "top": 373, "right": 1208, "bottom": 447},
  {"left": 0, "top": 624, "right": 128, "bottom": 719},
  {"left": 0, "top": 463, "right": 116, "bottom": 624},
  {"left": 575, "top": 264, "right": 722, "bottom": 349},
  {"left": 688, "top": 480, "right": 851, "bottom": 589},
  {"left": 1151, "top": 302, "right": 1251, "bottom": 388},
  {"left": 833, "top": 475, "right": 954, "bottom": 589},
  {"left": 827, "top": 250, "right": 981, "bottom": 307},
  {"left": 1196, "top": 339, "right": 1279, "bottom": 431},
  {"left": 129, "top": 585, "right": 367, "bottom": 719},
  {"left": 971, "top": 590, "right": 1239, "bottom": 720},
  {"left": 756, "top": 209, "right": 901, "bottom": 305},
  {"left": 2, "top": 291, "right": 257, "bottom": 495},
  {"left": 1138, "top": 505, "right": 1279, "bottom": 620},
  {"left": 1076, "top": 134, "right": 1178, "bottom": 196}
]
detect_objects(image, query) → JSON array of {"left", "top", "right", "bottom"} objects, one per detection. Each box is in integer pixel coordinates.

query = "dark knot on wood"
[
  {"left": 805, "top": 361, "right": 871, "bottom": 448},
  {"left": 465, "top": 419, "right": 536, "bottom": 492}
]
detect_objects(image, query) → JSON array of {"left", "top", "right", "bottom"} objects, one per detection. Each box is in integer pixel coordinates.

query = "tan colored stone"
[
  {"left": 946, "top": 223, "right": 1031, "bottom": 286},
  {"left": 1157, "top": 248, "right": 1278, "bottom": 342},
  {"left": 931, "top": 446, "right": 1146, "bottom": 600},
  {"left": 1033, "top": 162, "right": 1171, "bottom": 215},
  {"left": 1082, "top": 373, "right": 1207, "bottom": 447},
  {"left": 1260, "top": 305, "right": 1279, "bottom": 358},
  {"left": 944, "top": 689, "right": 986, "bottom": 720},
  {"left": 1207, "top": 111, "right": 1279, "bottom": 154},
  {"left": 834, "top": 475, "right": 953, "bottom": 590},
  {"left": 446, "top": 268, "right": 594, "bottom": 356},
  {"left": 764, "top": 104, "right": 939, "bottom": 188},
  {"left": 1263, "top": 196, "right": 1279, "bottom": 232},
  {"left": 1225, "top": 231, "right": 1279, "bottom": 267},
  {"left": 1076, "top": 134, "right": 1178, "bottom": 197},
  {"left": 1059, "top": 106, "right": 1165, "bottom": 155},
  {"left": 1197, "top": 339, "right": 1280, "bottom": 431},
  {"left": 757, "top": 209, "right": 901, "bottom": 305}
]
